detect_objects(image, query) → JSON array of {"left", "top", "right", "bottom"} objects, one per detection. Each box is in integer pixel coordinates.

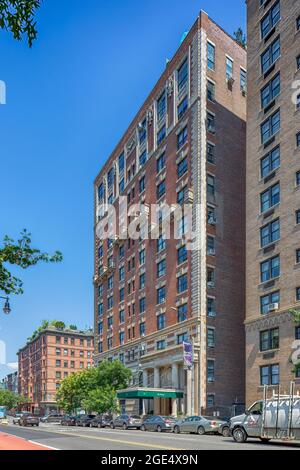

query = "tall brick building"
[
  {"left": 94, "top": 10, "right": 247, "bottom": 417},
  {"left": 246, "top": 0, "right": 300, "bottom": 406},
  {"left": 18, "top": 326, "right": 94, "bottom": 414}
]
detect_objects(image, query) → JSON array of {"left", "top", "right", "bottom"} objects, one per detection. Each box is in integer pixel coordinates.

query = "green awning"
[{"left": 117, "top": 388, "right": 184, "bottom": 399}]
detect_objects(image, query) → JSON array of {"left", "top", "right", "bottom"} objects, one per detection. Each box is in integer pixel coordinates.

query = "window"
[
  {"left": 207, "top": 80, "right": 215, "bottom": 101},
  {"left": 138, "top": 119, "right": 147, "bottom": 145},
  {"left": 297, "top": 210, "right": 300, "bottom": 225},
  {"left": 207, "top": 395, "right": 215, "bottom": 408},
  {"left": 98, "top": 183, "right": 105, "bottom": 203},
  {"left": 260, "top": 364, "right": 279, "bottom": 385},
  {"left": 296, "top": 249, "right": 300, "bottom": 264},
  {"left": 157, "top": 235, "right": 166, "bottom": 253},
  {"left": 261, "top": 146, "right": 280, "bottom": 177},
  {"left": 261, "top": 255, "right": 280, "bottom": 283},
  {"left": 207, "top": 360, "right": 215, "bottom": 382},
  {"left": 261, "top": 182, "right": 280, "bottom": 212},
  {"left": 139, "top": 249, "right": 146, "bottom": 265},
  {"left": 56, "top": 360, "right": 61, "bottom": 367},
  {"left": 139, "top": 176, "right": 145, "bottom": 194},
  {"left": 119, "top": 266, "right": 125, "bottom": 282},
  {"left": 261, "top": 1, "right": 280, "bottom": 39},
  {"left": 157, "top": 153, "right": 166, "bottom": 173},
  {"left": 207, "top": 297, "right": 216, "bottom": 317},
  {"left": 140, "top": 322, "right": 146, "bottom": 336},
  {"left": 157, "top": 259, "right": 166, "bottom": 278},
  {"left": 119, "top": 245, "right": 125, "bottom": 259},
  {"left": 207, "top": 206, "right": 216, "bottom": 225},
  {"left": 207, "top": 236, "right": 215, "bottom": 255},
  {"left": 260, "top": 291, "right": 280, "bottom": 315},
  {"left": 157, "top": 125, "right": 166, "bottom": 146},
  {"left": 108, "top": 275, "right": 113, "bottom": 291},
  {"left": 296, "top": 171, "right": 300, "bottom": 186},
  {"left": 261, "top": 37, "right": 280, "bottom": 74},
  {"left": 240, "top": 68, "right": 247, "bottom": 93},
  {"left": 226, "top": 57, "right": 233, "bottom": 80},
  {"left": 178, "top": 96, "right": 188, "bottom": 119},
  {"left": 261, "top": 73, "right": 280, "bottom": 109},
  {"left": 119, "top": 332, "right": 125, "bottom": 346},
  {"left": 177, "top": 127, "right": 188, "bottom": 149},
  {"left": 56, "top": 348, "right": 61, "bottom": 356},
  {"left": 177, "top": 186, "right": 188, "bottom": 205},
  {"left": 260, "top": 328, "right": 279, "bottom": 352},
  {"left": 157, "top": 340, "right": 166, "bottom": 351},
  {"left": 296, "top": 327, "right": 300, "bottom": 340},
  {"left": 178, "top": 274, "right": 188, "bottom": 293},
  {"left": 260, "top": 219, "right": 280, "bottom": 247},
  {"left": 98, "top": 341, "right": 103, "bottom": 353},
  {"left": 207, "top": 42, "right": 215, "bottom": 70},
  {"left": 139, "top": 273, "right": 146, "bottom": 290},
  {"left": 261, "top": 110, "right": 280, "bottom": 144},
  {"left": 157, "top": 92, "right": 166, "bottom": 121},
  {"left": 157, "top": 314, "right": 166, "bottom": 331},
  {"left": 178, "top": 59, "right": 188, "bottom": 92},
  {"left": 297, "top": 55, "right": 300, "bottom": 71},
  {"left": 119, "top": 287, "right": 125, "bottom": 303},
  {"left": 207, "top": 112, "right": 215, "bottom": 133},
  {"left": 207, "top": 267, "right": 215, "bottom": 287},
  {"left": 177, "top": 245, "right": 188, "bottom": 264},
  {"left": 139, "top": 297, "right": 146, "bottom": 314},
  {"left": 157, "top": 287, "right": 166, "bottom": 305},
  {"left": 108, "top": 296, "right": 113, "bottom": 310},
  {"left": 177, "top": 332, "right": 188, "bottom": 345},
  {"left": 297, "top": 287, "right": 300, "bottom": 301},
  {"left": 177, "top": 157, "right": 188, "bottom": 178},
  {"left": 119, "top": 310, "right": 125, "bottom": 324},
  {"left": 207, "top": 328, "right": 215, "bottom": 348},
  {"left": 207, "top": 142, "right": 215, "bottom": 164},
  {"left": 178, "top": 304, "right": 188, "bottom": 323},
  {"left": 297, "top": 16, "right": 300, "bottom": 31},
  {"left": 207, "top": 175, "right": 215, "bottom": 197},
  {"left": 157, "top": 180, "right": 166, "bottom": 199},
  {"left": 139, "top": 150, "right": 147, "bottom": 167}
]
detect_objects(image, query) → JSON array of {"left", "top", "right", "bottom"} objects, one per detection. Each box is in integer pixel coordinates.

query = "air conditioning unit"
[
  {"left": 208, "top": 248, "right": 215, "bottom": 256},
  {"left": 227, "top": 76, "right": 235, "bottom": 86},
  {"left": 268, "top": 303, "right": 279, "bottom": 312},
  {"left": 207, "top": 281, "right": 215, "bottom": 289},
  {"left": 208, "top": 215, "right": 217, "bottom": 226},
  {"left": 241, "top": 85, "right": 247, "bottom": 96}
]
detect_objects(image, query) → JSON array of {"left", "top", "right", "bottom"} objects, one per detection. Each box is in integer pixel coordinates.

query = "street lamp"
[{"left": 0, "top": 297, "right": 11, "bottom": 315}]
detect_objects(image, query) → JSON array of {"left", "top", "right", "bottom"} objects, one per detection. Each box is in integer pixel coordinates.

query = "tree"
[
  {"left": 57, "top": 361, "right": 132, "bottom": 414},
  {"left": 0, "top": 389, "right": 27, "bottom": 410},
  {"left": 0, "top": 230, "right": 62, "bottom": 296},
  {"left": 234, "top": 28, "right": 247, "bottom": 49},
  {"left": 290, "top": 309, "right": 300, "bottom": 325},
  {"left": 0, "top": 0, "right": 41, "bottom": 47}
]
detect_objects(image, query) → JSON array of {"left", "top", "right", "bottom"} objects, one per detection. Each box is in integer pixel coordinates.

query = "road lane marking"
[{"left": 28, "top": 440, "right": 60, "bottom": 450}]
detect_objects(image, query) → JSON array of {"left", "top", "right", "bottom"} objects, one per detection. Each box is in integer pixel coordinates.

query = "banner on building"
[{"left": 183, "top": 342, "right": 193, "bottom": 369}]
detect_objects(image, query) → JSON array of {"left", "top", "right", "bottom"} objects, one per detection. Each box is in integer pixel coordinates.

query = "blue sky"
[{"left": 0, "top": 0, "right": 246, "bottom": 376}]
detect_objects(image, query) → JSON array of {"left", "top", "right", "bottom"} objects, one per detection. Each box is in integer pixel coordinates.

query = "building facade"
[
  {"left": 18, "top": 327, "right": 94, "bottom": 414},
  {"left": 1, "top": 371, "right": 18, "bottom": 395},
  {"left": 94, "top": 10, "right": 247, "bottom": 417},
  {"left": 246, "top": 0, "right": 300, "bottom": 406}
]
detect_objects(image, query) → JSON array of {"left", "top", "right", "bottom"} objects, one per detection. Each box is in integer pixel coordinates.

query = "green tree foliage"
[
  {"left": 0, "top": 389, "right": 27, "bottom": 410},
  {"left": 0, "top": 0, "right": 41, "bottom": 47},
  {"left": 57, "top": 361, "right": 132, "bottom": 414},
  {"left": 234, "top": 27, "right": 247, "bottom": 49},
  {"left": 290, "top": 309, "right": 300, "bottom": 325},
  {"left": 0, "top": 230, "right": 62, "bottom": 296}
]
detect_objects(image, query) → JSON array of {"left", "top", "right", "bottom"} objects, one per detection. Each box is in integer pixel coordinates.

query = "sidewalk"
[{"left": 0, "top": 431, "right": 50, "bottom": 450}]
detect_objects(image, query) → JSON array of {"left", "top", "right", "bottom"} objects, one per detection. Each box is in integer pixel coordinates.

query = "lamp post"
[{"left": 0, "top": 297, "right": 11, "bottom": 315}]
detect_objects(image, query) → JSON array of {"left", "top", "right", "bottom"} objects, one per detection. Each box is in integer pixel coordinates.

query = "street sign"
[{"left": 183, "top": 342, "right": 193, "bottom": 369}]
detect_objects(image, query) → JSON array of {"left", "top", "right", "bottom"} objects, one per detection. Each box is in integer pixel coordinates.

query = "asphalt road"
[{"left": 1, "top": 423, "right": 300, "bottom": 451}]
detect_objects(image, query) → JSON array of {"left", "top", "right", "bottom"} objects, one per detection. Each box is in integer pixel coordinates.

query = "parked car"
[
  {"left": 60, "top": 415, "right": 77, "bottom": 426},
  {"left": 172, "top": 416, "right": 226, "bottom": 435},
  {"left": 40, "top": 413, "right": 63, "bottom": 423},
  {"left": 110, "top": 414, "right": 142, "bottom": 430},
  {"left": 75, "top": 415, "right": 96, "bottom": 427},
  {"left": 89, "top": 414, "right": 112, "bottom": 428},
  {"left": 19, "top": 414, "right": 40, "bottom": 427},
  {"left": 141, "top": 416, "right": 177, "bottom": 433},
  {"left": 219, "top": 421, "right": 231, "bottom": 437}
]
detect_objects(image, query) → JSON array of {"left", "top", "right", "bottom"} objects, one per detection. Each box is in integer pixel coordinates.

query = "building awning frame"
[{"left": 117, "top": 388, "right": 184, "bottom": 399}]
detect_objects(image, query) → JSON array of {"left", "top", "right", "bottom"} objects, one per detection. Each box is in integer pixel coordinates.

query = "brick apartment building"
[
  {"left": 18, "top": 326, "right": 94, "bottom": 414},
  {"left": 246, "top": 0, "right": 300, "bottom": 406},
  {"left": 94, "top": 10, "right": 247, "bottom": 417}
]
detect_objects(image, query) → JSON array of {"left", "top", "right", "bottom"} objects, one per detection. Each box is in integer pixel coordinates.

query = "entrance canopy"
[{"left": 117, "top": 387, "right": 184, "bottom": 399}]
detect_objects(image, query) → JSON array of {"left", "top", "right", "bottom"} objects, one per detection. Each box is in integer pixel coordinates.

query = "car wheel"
[
  {"left": 173, "top": 426, "right": 180, "bottom": 434},
  {"left": 123, "top": 423, "right": 127, "bottom": 430},
  {"left": 157, "top": 425, "right": 162, "bottom": 433},
  {"left": 222, "top": 426, "right": 230, "bottom": 438},
  {"left": 197, "top": 426, "right": 205, "bottom": 436},
  {"left": 233, "top": 427, "right": 247, "bottom": 444},
  {"left": 110, "top": 423, "right": 115, "bottom": 429}
]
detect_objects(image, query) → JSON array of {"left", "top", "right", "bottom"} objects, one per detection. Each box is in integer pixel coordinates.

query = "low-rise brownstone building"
[
  {"left": 18, "top": 326, "right": 94, "bottom": 414},
  {"left": 94, "top": 11, "right": 247, "bottom": 417}
]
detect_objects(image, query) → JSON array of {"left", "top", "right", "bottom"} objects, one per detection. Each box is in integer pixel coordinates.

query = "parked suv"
[
  {"left": 40, "top": 413, "right": 63, "bottom": 423},
  {"left": 19, "top": 414, "right": 39, "bottom": 427},
  {"left": 110, "top": 415, "right": 142, "bottom": 430}
]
